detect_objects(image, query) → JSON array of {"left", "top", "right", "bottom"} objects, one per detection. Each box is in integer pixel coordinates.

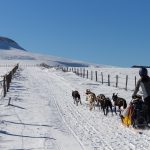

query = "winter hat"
[{"left": 139, "top": 67, "right": 148, "bottom": 77}]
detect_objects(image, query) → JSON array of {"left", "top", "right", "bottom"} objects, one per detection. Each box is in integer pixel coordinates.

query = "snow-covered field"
[{"left": 0, "top": 61, "right": 150, "bottom": 150}]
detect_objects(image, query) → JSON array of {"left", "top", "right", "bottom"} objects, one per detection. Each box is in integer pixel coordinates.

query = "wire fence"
[
  {"left": 61, "top": 67, "right": 141, "bottom": 92},
  {"left": 0, "top": 64, "right": 19, "bottom": 100}
]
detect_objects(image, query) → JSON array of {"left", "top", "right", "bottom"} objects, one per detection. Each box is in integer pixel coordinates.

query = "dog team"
[{"left": 72, "top": 89, "right": 127, "bottom": 115}]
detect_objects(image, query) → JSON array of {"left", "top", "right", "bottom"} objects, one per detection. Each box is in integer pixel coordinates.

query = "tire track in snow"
[
  {"left": 48, "top": 73, "right": 113, "bottom": 150},
  {"left": 29, "top": 67, "right": 84, "bottom": 150},
  {"left": 51, "top": 95, "right": 86, "bottom": 150},
  {"left": 64, "top": 103, "right": 132, "bottom": 150}
]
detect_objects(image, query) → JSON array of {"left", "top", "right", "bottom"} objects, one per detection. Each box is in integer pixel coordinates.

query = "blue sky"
[{"left": 0, "top": 0, "right": 150, "bottom": 67}]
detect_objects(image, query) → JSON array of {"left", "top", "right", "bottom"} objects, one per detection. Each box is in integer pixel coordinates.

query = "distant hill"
[
  {"left": 0, "top": 36, "right": 25, "bottom": 50},
  {"left": 0, "top": 36, "right": 115, "bottom": 68},
  {"left": 132, "top": 65, "right": 150, "bottom": 68},
  {"left": 0, "top": 36, "right": 91, "bottom": 67}
]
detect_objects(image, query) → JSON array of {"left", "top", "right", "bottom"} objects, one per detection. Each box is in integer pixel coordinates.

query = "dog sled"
[{"left": 121, "top": 95, "right": 148, "bottom": 129}]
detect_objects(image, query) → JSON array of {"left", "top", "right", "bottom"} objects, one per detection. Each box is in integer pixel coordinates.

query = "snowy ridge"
[
  {"left": 0, "top": 36, "right": 114, "bottom": 68},
  {"left": 0, "top": 36, "right": 25, "bottom": 50},
  {"left": 0, "top": 48, "right": 113, "bottom": 68}
]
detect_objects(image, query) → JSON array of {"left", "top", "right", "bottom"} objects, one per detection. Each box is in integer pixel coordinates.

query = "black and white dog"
[{"left": 72, "top": 90, "right": 82, "bottom": 106}]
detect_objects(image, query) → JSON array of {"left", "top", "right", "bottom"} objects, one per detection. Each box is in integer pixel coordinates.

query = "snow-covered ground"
[{"left": 0, "top": 62, "right": 150, "bottom": 150}]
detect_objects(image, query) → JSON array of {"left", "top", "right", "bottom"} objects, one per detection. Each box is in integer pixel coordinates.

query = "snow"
[
  {"left": 0, "top": 48, "right": 115, "bottom": 68},
  {"left": 0, "top": 60, "right": 150, "bottom": 150}
]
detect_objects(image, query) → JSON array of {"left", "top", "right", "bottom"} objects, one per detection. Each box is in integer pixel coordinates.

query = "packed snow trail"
[
  {"left": 0, "top": 66, "right": 150, "bottom": 150},
  {"left": 0, "top": 67, "right": 84, "bottom": 150}
]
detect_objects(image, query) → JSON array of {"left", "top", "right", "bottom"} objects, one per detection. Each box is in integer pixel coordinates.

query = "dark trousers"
[{"left": 144, "top": 96, "right": 150, "bottom": 123}]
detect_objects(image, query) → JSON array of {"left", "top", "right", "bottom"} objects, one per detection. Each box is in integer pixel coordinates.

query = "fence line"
[
  {"left": 61, "top": 67, "right": 138, "bottom": 91},
  {"left": 0, "top": 64, "right": 19, "bottom": 99}
]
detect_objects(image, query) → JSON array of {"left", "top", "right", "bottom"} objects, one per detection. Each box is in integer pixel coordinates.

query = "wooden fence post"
[
  {"left": 87, "top": 70, "right": 88, "bottom": 79},
  {"left": 83, "top": 68, "right": 85, "bottom": 78},
  {"left": 74, "top": 68, "right": 76, "bottom": 74},
  {"left": 125, "top": 75, "right": 128, "bottom": 90},
  {"left": 91, "top": 71, "right": 93, "bottom": 80},
  {"left": 3, "top": 75, "right": 6, "bottom": 97},
  {"left": 77, "top": 68, "right": 79, "bottom": 75},
  {"left": 8, "top": 97, "right": 11, "bottom": 105},
  {"left": 108, "top": 74, "right": 110, "bottom": 86},
  {"left": 6, "top": 74, "right": 9, "bottom": 92},
  {"left": 135, "top": 76, "right": 137, "bottom": 88},
  {"left": 79, "top": 68, "right": 81, "bottom": 77},
  {"left": 101, "top": 72, "right": 103, "bottom": 84},
  {"left": 95, "top": 71, "right": 97, "bottom": 82},
  {"left": 116, "top": 75, "right": 118, "bottom": 88}
]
